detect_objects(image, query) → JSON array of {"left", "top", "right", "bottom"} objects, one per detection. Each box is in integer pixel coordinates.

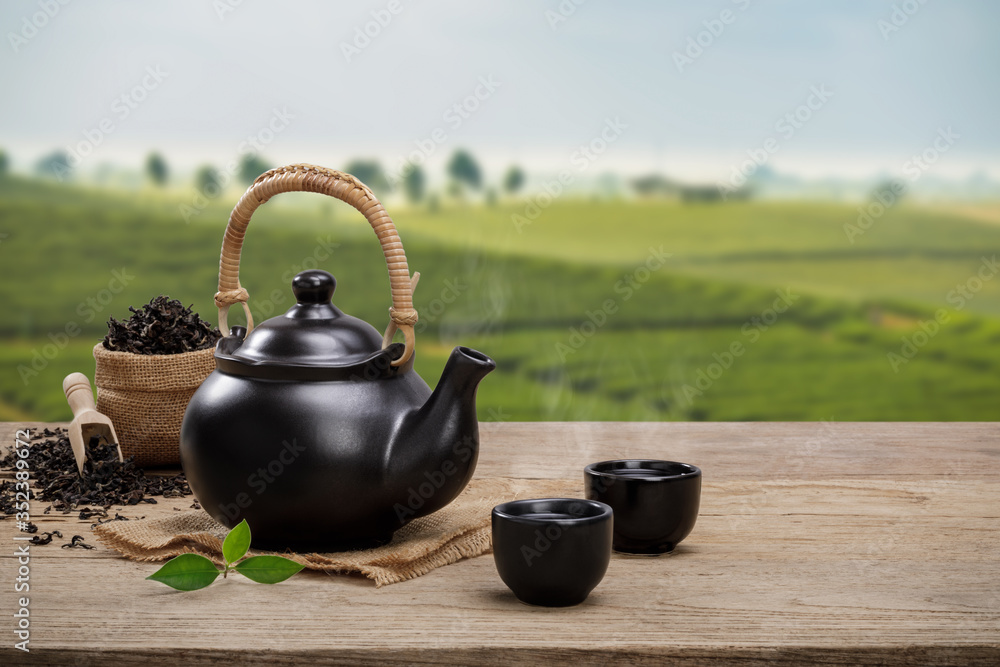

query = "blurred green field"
[{"left": 1, "top": 176, "right": 999, "bottom": 422}]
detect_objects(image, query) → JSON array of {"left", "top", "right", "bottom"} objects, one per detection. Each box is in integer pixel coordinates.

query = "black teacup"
[
  {"left": 585, "top": 459, "right": 701, "bottom": 554},
  {"left": 492, "top": 498, "right": 613, "bottom": 607}
]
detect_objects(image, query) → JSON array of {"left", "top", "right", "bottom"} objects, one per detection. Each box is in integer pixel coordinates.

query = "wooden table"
[{"left": 1, "top": 421, "right": 998, "bottom": 665}]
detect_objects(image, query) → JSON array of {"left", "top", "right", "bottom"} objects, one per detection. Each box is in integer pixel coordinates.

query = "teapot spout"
[
  {"left": 430, "top": 346, "right": 496, "bottom": 406},
  {"left": 389, "top": 347, "right": 495, "bottom": 523}
]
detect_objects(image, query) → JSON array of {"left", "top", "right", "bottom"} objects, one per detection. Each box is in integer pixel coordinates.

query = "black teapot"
[{"left": 180, "top": 165, "right": 495, "bottom": 551}]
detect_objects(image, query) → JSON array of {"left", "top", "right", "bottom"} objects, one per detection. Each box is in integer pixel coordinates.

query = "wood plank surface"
[{"left": 1, "top": 422, "right": 998, "bottom": 665}]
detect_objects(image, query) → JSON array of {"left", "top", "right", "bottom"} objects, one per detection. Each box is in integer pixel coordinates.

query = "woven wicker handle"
[{"left": 215, "top": 163, "right": 419, "bottom": 367}]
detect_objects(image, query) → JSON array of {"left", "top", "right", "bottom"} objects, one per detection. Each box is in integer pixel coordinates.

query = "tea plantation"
[{"left": 1, "top": 176, "right": 998, "bottom": 422}]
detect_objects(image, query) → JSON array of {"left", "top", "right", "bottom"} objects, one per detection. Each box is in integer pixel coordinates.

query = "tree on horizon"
[
  {"left": 345, "top": 159, "right": 391, "bottom": 195},
  {"left": 402, "top": 164, "right": 426, "bottom": 203},
  {"left": 35, "top": 150, "right": 72, "bottom": 181},
  {"left": 145, "top": 152, "right": 169, "bottom": 187},
  {"left": 447, "top": 149, "right": 482, "bottom": 195},
  {"left": 237, "top": 153, "right": 271, "bottom": 186},
  {"left": 195, "top": 165, "right": 222, "bottom": 198},
  {"left": 503, "top": 165, "right": 525, "bottom": 195}
]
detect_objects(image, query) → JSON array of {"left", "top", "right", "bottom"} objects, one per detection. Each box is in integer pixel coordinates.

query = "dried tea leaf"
[
  {"left": 0, "top": 428, "right": 191, "bottom": 520},
  {"left": 62, "top": 535, "right": 95, "bottom": 549},
  {"left": 103, "top": 296, "right": 221, "bottom": 355}
]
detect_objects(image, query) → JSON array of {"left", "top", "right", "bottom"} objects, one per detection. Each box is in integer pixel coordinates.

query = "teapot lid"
[{"left": 220, "top": 270, "right": 400, "bottom": 372}]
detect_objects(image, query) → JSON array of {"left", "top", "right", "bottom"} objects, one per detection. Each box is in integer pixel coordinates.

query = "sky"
[{"left": 1, "top": 0, "right": 998, "bottom": 183}]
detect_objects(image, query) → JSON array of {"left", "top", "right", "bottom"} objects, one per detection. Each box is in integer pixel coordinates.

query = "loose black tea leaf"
[
  {"left": 62, "top": 535, "right": 95, "bottom": 550},
  {"left": 0, "top": 481, "right": 22, "bottom": 518},
  {"left": 0, "top": 428, "right": 191, "bottom": 523},
  {"left": 92, "top": 513, "right": 133, "bottom": 528},
  {"left": 103, "top": 295, "right": 221, "bottom": 355},
  {"left": 29, "top": 530, "right": 62, "bottom": 545}
]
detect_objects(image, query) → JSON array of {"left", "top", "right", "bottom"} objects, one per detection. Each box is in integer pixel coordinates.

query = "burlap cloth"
[
  {"left": 93, "top": 477, "right": 578, "bottom": 587},
  {"left": 93, "top": 343, "right": 217, "bottom": 467}
]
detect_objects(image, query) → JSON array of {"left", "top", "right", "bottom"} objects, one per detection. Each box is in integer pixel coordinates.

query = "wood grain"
[{"left": 1, "top": 422, "right": 998, "bottom": 665}]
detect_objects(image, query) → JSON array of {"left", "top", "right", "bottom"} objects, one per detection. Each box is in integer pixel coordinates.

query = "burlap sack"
[
  {"left": 93, "top": 477, "right": 578, "bottom": 587},
  {"left": 93, "top": 343, "right": 216, "bottom": 467}
]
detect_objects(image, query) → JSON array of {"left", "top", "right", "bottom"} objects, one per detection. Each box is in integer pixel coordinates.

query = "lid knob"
[{"left": 292, "top": 270, "right": 336, "bottom": 304}]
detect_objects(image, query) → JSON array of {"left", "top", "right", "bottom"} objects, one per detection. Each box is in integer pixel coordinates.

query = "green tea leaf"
[
  {"left": 222, "top": 519, "right": 251, "bottom": 565},
  {"left": 234, "top": 555, "right": 304, "bottom": 584},
  {"left": 146, "top": 553, "right": 220, "bottom": 591}
]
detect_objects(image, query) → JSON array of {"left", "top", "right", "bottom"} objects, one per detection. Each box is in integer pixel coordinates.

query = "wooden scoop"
[{"left": 63, "top": 372, "right": 123, "bottom": 475}]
